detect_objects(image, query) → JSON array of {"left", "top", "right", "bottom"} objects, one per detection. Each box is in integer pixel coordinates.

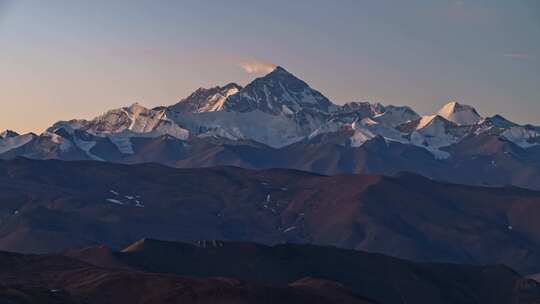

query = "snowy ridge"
[
  {"left": 502, "top": 126, "right": 540, "bottom": 148},
  {"left": 0, "top": 130, "right": 19, "bottom": 139},
  {"left": 0, "top": 133, "right": 35, "bottom": 154},
  {"left": 170, "top": 83, "right": 242, "bottom": 113},
  {"left": 409, "top": 115, "right": 460, "bottom": 159},
  {"left": 84, "top": 103, "right": 189, "bottom": 138},
  {"left": 45, "top": 103, "right": 190, "bottom": 154},
  {"left": 437, "top": 101, "right": 482, "bottom": 126},
  {"left": 372, "top": 105, "right": 420, "bottom": 127},
  {"left": 1, "top": 67, "right": 539, "bottom": 160}
]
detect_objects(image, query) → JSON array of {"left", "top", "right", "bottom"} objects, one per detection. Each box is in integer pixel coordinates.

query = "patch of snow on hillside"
[
  {"left": 106, "top": 198, "right": 124, "bottom": 205},
  {"left": 350, "top": 124, "right": 376, "bottom": 147},
  {"left": 73, "top": 138, "right": 102, "bottom": 161},
  {"left": 283, "top": 226, "right": 297, "bottom": 233},
  {"left": 109, "top": 135, "right": 134, "bottom": 154}
]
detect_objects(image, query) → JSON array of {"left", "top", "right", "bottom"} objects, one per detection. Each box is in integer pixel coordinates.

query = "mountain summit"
[
  {"left": 0, "top": 130, "right": 19, "bottom": 139},
  {"left": 162, "top": 66, "right": 339, "bottom": 147},
  {"left": 169, "top": 83, "right": 242, "bottom": 113},
  {"left": 224, "top": 66, "right": 335, "bottom": 115},
  {"left": 437, "top": 101, "right": 482, "bottom": 125}
]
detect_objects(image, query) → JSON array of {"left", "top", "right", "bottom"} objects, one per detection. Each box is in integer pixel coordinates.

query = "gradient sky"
[{"left": 1, "top": 0, "right": 539, "bottom": 134}]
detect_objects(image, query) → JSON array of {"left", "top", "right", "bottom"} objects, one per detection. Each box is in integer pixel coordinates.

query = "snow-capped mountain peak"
[
  {"left": 127, "top": 102, "right": 149, "bottom": 114},
  {"left": 2, "top": 66, "right": 539, "bottom": 164},
  {"left": 405, "top": 115, "right": 460, "bottom": 159},
  {"left": 437, "top": 101, "right": 482, "bottom": 125},
  {"left": 169, "top": 83, "right": 242, "bottom": 113},
  {"left": 81, "top": 103, "right": 189, "bottom": 140},
  {"left": 501, "top": 125, "right": 540, "bottom": 148},
  {"left": 372, "top": 105, "right": 420, "bottom": 127},
  {"left": 415, "top": 115, "right": 439, "bottom": 130},
  {"left": 83, "top": 102, "right": 160, "bottom": 134},
  {"left": 413, "top": 114, "right": 456, "bottom": 130},
  {"left": 0, "top": 132, "right": 36, "bottom": 154},
  {"left": 415, "top": 115, "right": 457, "bottom": 132},
  {"left": 224, "top": 66, "right": 335, "bottom": 115},
  {"left": 0, "top": 130, "right": 19, "bottom": 139},
  {"left": 479, "top": 115, "right": 518, "bottom": 130},
  {"left": 339, "top": 102, "right": 385, "bottom": 117}
]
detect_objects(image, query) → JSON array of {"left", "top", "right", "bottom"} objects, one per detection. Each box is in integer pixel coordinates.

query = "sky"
[{"left": 0, "top": 0, "right": 539, "bottom": 133}]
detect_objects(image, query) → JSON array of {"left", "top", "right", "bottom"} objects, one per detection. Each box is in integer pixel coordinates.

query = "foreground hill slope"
[
  {"left": 64, "top": 239, "right": 540, "bottom": 304},
  {"left": 0, "top": 250, "right": 370, "bottom": 304}
]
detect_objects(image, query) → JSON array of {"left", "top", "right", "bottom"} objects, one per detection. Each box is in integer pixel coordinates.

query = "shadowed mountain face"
[
  {"left": 2, "top": 158, "right": 540, "bottom": 275},
  {"left": 64, "top": 239, "right": 540, "bottom": 304}
]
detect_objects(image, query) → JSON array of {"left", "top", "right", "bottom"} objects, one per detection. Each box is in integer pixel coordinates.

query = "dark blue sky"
[{"left": 1, "top": 0, "right": 539, "bottom": 133}]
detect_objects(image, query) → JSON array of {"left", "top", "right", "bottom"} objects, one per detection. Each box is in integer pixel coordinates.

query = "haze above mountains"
[{"left": 1, "top": 66, "right": 539, "bottom": 190}]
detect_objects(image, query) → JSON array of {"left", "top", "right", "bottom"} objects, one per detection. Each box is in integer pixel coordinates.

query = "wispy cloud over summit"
[
  {"left": 239, "top": 60, "right": 277, "bottom": 74},
  {"left": 503, "top": 53, "right": 532, "bottom": 60}
]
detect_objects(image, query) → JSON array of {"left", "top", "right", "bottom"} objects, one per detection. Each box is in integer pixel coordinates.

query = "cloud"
[
  {"left": 239, "top": 60, "right": 277, "bottom": 74},
  {"left": 503, "top": 53, "right": 531, "bottom": 60}
]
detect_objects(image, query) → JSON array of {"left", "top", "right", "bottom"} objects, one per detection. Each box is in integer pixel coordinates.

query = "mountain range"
[
  {"left": 2, "top": 66, "right": 540, "bottom": 190},
  {"left": 2, "top": 158, "right": 540, "bottom": 276}
]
